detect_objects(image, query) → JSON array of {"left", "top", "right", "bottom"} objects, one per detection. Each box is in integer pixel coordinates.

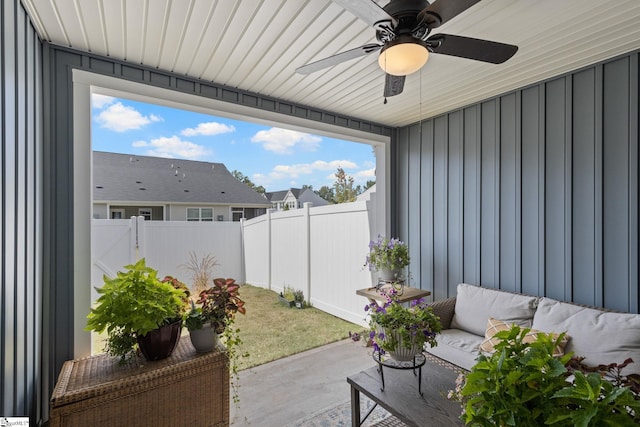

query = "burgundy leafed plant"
[{"left": 197, "top": 278, "right": 246, "bottom": 333}]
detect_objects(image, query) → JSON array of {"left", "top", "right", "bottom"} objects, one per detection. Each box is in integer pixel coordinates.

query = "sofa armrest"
[{"left": 429, "top": 297, "right": 456, "bottom": 329}]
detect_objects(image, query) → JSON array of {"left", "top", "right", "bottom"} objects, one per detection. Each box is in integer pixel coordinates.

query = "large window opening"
[{"left": 73, "top": 70, "right": 390, "bottom": 358}]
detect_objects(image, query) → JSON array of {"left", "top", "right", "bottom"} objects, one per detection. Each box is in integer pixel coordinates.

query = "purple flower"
[{"left": 369, "top": 330, "right": 376, "bottom": 340}]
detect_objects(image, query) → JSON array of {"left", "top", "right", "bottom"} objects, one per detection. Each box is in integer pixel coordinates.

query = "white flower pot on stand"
[{"left": 384, "top": 329, "right": 422, "bottom": 361}]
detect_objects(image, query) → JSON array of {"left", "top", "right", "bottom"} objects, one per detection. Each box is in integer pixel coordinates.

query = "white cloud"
[
  {"left": 91, "top": 94, "right": 115, "bottom": 109},
  {"left": 269, "top": 160, "right": 357, "bottom": 179},
  {"left": 181, "top": 122, "right": 236, "bottom": 136},
  {"left": 132, "top": 136, "right": 211, "bottom": 159},
  {"left": 251, "top": 128, "right": 321, "bottom": 154},
  {"left": 355, "top": 167, "right": 376, "bottom": 178},
  {"left": 96, "top": 102, "right": 162, "bottom": 132}
]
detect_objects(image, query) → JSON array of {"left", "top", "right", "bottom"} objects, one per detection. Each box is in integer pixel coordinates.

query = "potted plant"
[
  {"left": 365, "top": 288, "right": 441, "bottom": 361},
  {"left": 86, "top": 258, "right": 189, "bottom": 364},
  {"left": 185, "top": 277, "right": 246, "bottom": 352},
  {"left": 278, "top": 285, "right": 296, "bottom": 308},
  {"left": 293, "top": 289, "right": 306, "bottom": 309},
  {"left": 449, "top": 325, "right": 640, "bottom": 426},
  {"left": 184, "top": 277, "right": 247, "bottom": 405},
  {"left": 364, "top": 235, "right": 410, "bottom": 282}
]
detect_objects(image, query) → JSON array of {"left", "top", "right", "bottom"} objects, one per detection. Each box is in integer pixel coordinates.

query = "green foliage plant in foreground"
[
  {"left": 86, "top": 258, "right": 187, "bottom": 364},
  {"left": 451, "top": 325, "right": 640, "bottom": 427}
]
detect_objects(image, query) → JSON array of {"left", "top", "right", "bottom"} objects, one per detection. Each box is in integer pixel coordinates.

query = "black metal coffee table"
[{"left": 347, "top": 354, "right": 464, "bottom": 427}]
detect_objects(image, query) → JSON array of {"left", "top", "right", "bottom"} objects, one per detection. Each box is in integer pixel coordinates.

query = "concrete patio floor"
[{"left": 230, "top": 338, "right": 375, "bottom": 426}]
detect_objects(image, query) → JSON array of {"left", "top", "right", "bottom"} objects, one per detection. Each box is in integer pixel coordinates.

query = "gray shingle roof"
[{"left": 93, "top": 151, "right": 270, "bottom": 206}]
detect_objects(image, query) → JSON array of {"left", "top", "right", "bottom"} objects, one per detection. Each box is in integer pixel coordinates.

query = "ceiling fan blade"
[
  {"left": 384, "top": 74, "right": 405, "bottom": 97},
  {"left": 427, "top": 33, "right": 518, "bottom": 64},
  {"left": 332, "top": 0, "right": 396, "bottom": 28},
  {"left": 419, "top": 0, "right": 481, "bottom": 28},
  {"left": 296, "top": 43, "right": 380, "bottom": 75}
]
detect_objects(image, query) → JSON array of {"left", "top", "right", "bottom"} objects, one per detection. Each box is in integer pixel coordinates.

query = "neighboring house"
[
  {"left": 265, "top": 188, "right": 329, "bottom": 210},
  {"left": 93, "top": 151, "right": 271, "bottom": 221},
  {"left": 356, "top": 184, "right": 376, "bottom": 202}
]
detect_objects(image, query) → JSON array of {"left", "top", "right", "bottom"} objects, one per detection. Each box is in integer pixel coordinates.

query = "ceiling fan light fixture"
[{"left": 378, "top": 36, "right": 429, "bottom": 76}]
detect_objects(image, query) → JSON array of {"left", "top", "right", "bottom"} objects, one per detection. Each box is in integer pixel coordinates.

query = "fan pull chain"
[{"left": 383, "top": 50, "right": 387, "bottom": 104}]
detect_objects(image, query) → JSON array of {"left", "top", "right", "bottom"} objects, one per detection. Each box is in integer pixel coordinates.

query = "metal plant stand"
[{"left": 373, "top": 351, "right": 426, "bottom": 396}]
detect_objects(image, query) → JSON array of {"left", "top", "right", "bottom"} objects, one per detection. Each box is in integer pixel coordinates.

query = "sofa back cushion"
[
  {"left": 532, "top": 298, "right": 640, "bottom": 375},
  {"left": 450, "top": 283, "right": 540, "bottom": 336}
]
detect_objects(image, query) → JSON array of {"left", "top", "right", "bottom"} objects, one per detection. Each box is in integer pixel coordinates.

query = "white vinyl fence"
[
  {"left": 243, "top": 201, "right": 374, "bottom": 326},
  {"left": 91, "top": 217, "right": 243, "bottom": 301},
  {"left": 91, "top": 200, "right": 378, "bottom": 326}
]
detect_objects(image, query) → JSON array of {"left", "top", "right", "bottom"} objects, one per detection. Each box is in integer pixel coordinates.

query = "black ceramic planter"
[{"left": 137, "top": 319, "right": 182, "bottom": 361}]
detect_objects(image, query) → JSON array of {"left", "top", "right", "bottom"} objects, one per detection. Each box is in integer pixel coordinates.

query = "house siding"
[
  {"left": 1, "top": 0, "right": 43, "bottom": 421},
  {"left": 393, "top": 51, "right": 640, "bottom": 314}
]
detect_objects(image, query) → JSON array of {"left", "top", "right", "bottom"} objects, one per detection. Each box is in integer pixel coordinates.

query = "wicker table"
[{"left": 49, "top": 336, "right": 229, "bottom": 427}]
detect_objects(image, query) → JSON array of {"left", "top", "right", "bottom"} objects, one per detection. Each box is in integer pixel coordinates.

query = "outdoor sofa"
[{"left": 426, "top": 283, "right": 640, "bottom": 376}]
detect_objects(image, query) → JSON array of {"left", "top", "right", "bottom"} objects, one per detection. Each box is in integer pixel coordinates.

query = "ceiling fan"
[{"left": 296, "top": 0, "right": 518, "bottom": 100}]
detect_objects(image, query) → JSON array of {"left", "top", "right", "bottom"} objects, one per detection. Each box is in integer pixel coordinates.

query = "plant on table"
[
  {"left": 364, "top": 235, "right": 410, "bottom": 282},
  {"left": 86, "top": 258, "right": 189, "bottom": 364},
  {"left": 449, "top": 324, "right": 640, "bottom": 426},
  {"left": 185, "top": 277, "right": 248, "bottom": 405},
  {"left": 365, "top": 287, "right": 441, "bottom": 359}
]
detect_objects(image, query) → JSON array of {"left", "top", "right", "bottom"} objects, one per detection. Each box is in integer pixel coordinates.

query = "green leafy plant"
[
  {"left": 365, "top": 287, "right": 441, "bottom": 354},
  {"left": 364, "top": 235, "right": 410, "bottom": 272},
  {"left": 86, "top": 258, "right": 188, "bottom": 363},
  {"left": 185, "top": 278, "right": 246, "bottom": 333},
  {"left": 450, "top": 325, "right": 640, "bottom": 426},
  {"left": 184, "top": 277, "right": 248, "bottom": 405},
  {"left": 281, "top": 285, "right": 295, "bottom": 302}
]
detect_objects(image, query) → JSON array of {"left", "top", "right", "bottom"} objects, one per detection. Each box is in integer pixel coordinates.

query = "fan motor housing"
[{"left": 382, "top": 0, "right": 430, "bottom": 20}]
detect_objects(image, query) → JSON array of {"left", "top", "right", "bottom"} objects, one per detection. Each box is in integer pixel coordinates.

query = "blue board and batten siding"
[
  {"left": 394, "top": 53, "right": 639, "bottom": 314},
  {"left": 0, "top": 0, "right": 43, "bottom": 421}
]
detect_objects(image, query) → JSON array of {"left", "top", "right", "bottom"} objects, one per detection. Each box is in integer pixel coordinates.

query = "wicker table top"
[{"left": 50, "top": 335, "right": 226, "bottom": 407}]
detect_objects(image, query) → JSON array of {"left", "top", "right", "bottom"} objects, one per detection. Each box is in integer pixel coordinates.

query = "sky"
[{"left": 91, "top": 94, "right": 376, "bottom": 193}]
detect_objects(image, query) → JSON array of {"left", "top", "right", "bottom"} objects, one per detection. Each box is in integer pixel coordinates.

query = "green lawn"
[{"left": 233, "top": 284, "right": 365, "bottom": 370}]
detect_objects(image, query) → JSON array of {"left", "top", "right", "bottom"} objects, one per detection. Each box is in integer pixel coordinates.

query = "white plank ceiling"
[{"left": 21, "top": 0, "right": 640, "bottom": 127}]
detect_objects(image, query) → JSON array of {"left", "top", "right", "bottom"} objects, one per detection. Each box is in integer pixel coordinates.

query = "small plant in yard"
[
  {"left": 293, "top": 289, "right": 306, "bottom": 308},
  {"left": 281, "top": 285, "right": 295, "bottom": 302},
  {"left": 450, "top": 324, "right": 640, "bottom": 426}
]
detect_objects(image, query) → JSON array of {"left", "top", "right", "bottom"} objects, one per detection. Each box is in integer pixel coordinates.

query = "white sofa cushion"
[
  {"left": 532, "top": 297, "right": 640, "bottom": 375},
  {"left": 450, "top": 283, "right": 540, "bottom": 336},
  {"left": 425, "top": 329, "right": 483, "bottom": 371}
]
